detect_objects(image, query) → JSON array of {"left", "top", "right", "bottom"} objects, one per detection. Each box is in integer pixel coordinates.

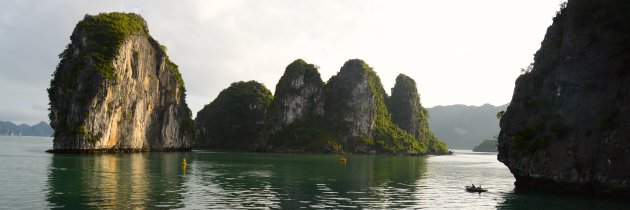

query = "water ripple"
[{"left": 2, "top": 138, "right": 630, "bottom": 209}]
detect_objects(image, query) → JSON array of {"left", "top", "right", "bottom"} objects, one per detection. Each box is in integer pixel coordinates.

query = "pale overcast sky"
[{"left": 0, "top": 0, "right": 563, "bottom": 124}]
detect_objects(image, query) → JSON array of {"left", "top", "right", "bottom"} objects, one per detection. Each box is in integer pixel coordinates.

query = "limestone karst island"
[
  {"left": 195, "top": 59, "right": 448, "bottom": 155},
  {"left": 2, "top": 0, "right": 630, "bottom": 209},
  {"left": 46, "top": 13, "right": 447, "bottom": 155},
  {"left": 47, "top": 13, "right": 195, "bottom": 152}
]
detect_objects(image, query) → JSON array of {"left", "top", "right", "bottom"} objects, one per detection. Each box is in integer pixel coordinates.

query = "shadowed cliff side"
[
  {"left": 498, "top": 0, "right": 630, "bottom": 196},
  {"left": 195, "top": 81, "right": 273, "bottom": 149},
  {"left": 263, "top": 59, "right": 329, "bottom": 151},
  {"left": 200, "top": 59, "right": 448, "bottom": 155},
  {"left": 389, "top": 74, "right": 448, "bottom": 154}
]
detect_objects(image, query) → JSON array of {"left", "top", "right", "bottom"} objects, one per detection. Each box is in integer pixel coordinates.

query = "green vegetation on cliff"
[
  {"left": 48, "top": 12, "right": 191, "bottom": 145},
  {"left": 198, "top": 59, "right": 447, "bottom": 155},
  {"left": 498, "top": 0, "right": 630, "bottom": 195},
  {"left": 266, "top": 59, "right": 324, "bottom": 121},
  {"left": 275, "top": 59, "right": 323, "bottom": 95},
  {"left": 195, "top": 81, "right": 273, "bottom": 149},
  {"left": 324, "top": 59, "right": 448, "bottom": 154},
  {"left": 265, "top": 59, "right": 328, "bottom": 150},
  {"left": 363, "top": 63, "right": 421, "bottom": 154},
  {"left": 388, "top": 74, "right": 447, "bottom": 154},
  {"left": 56, "top": 13, "right": 148, "bottom": 81},
  {"left": 268, "top": 119, "right": 337, "bottom": 152},
  {"left": 49, "top": 13, "right": 186, "bottom": 98}
]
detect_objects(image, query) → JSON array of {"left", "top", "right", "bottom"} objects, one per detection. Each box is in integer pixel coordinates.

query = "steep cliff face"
[
  {"left": 47, "top": 13, "right": 195, "bottom": 152},
  {"left": 266, "top": 59, "right": 324, "bottom": 134},
  {"left": 200, "top": 59, "right": 447, "bottom": 154},
  {"left": 389, "top": 74, "right": 448, "bottom": 154},
  {"left": 263, "top": 59, "right": 328, "bottom": 150},
  {"left": 324, "top": 59, "right": 447, "bottom": 154},
  {"left": 195, "top": 81, "right": 272, "bottom": 149},
  {"left": 498, "top": 0, "right": 630, "bottom": 195},
  {"left": 389, "top": 74, "right": 428, "bottom": 139},
  {"left": 324, "top": 59, "right": 377, "bottom": 144}
]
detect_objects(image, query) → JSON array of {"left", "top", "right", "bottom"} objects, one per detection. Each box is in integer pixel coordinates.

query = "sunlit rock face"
[
  {"left": 498, "top": 0, "right": 630, "bottom": 195},
  {"left": 48, "top": 13, "right": 195, "bottom": 152}
]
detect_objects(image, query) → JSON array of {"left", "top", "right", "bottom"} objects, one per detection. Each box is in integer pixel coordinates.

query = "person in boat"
[{"left": 471, "top": 184, "right": 476, "bottom": 188}]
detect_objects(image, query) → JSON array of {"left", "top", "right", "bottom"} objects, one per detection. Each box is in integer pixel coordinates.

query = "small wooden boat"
[{"left": 465, "top": 185, "right": 487, "bottom": 192}]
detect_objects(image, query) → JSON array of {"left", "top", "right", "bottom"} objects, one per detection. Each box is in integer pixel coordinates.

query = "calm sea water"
[{"left": 1, "top": 136, "right": 629, "bottom": 209}]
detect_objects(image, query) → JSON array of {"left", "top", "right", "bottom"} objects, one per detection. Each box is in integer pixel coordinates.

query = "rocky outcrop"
[
  {"left": 47, "top": 13, "right": 195, "bottom": 152},
  {"left": 389, "top": 74, "right": 448, "bottom": 154},
  {"left": 389, "top": 74, "right": 424, "bottom": 139},
  {"left": 266, "top": 59, "right": 324, "bottom": 134},
  {"left": 323, "top": 59, "right": 447, "bottom": 154},
  {"left": 263, "top": 59, "right": 327, "bottom": 150},
  {"left": 195, "top": 81, "right": 273, "bottom": 149},
  {"left": 200, "top": 59, "right": 448, "bottom": 155},
  {"left": 498, "top": 0, "right": 630, "bottom": 195},
  {"left": 324, "top": 59, "right": 378, "bottom": 143},
  {"left": 473, "top": 139, "right": 497, "bottom": 152}
]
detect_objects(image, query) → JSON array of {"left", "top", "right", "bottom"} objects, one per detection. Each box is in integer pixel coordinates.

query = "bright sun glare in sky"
[{"left": 0, "top": 0, "right": 564, "bottom": 124}]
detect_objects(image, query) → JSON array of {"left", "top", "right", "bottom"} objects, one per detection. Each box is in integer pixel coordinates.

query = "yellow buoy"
[
  {"left": 181, "top": 158, "right": 187, "bottom": 166},
  {"left": 338, "top": 157, "right": 347, "bottom": 164}
]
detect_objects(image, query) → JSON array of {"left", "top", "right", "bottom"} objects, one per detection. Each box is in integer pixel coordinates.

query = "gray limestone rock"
[
  {"left": 324, "top": 59, "right": 378, "bottom": 151},
  {"left": 498, "top": 0, "right": 630, "bottom": 196},
  {"left": 48, "top": 13, "right": 194, "bottom": 152},
  {"left": 266, "top": 59, "right": 325, "bottom": 134}
]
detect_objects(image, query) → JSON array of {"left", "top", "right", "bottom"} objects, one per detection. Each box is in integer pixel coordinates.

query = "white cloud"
[{"left": 0, "top": 0, "right": 563, "bottom": 122}]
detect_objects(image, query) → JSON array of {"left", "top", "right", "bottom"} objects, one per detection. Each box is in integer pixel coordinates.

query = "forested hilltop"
[{"left": 196, "top": 59, "right": 449, "bottom": 155}]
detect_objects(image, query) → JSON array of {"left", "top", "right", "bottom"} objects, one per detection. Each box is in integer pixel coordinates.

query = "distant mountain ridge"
[
  {"left": 0, "top": 121, "right": 53, "bottom": 137},
  {"left": 426, "top": 104, "right": 507, "bottom": 149}
]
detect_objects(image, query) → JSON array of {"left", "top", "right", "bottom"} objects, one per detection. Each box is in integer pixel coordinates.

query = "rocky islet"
[
  {"left": 196, "top": 59, "right": 448, "bottom": 155},
  {"left": 48, "top": 13, "right": 195, "bottom": 152}
]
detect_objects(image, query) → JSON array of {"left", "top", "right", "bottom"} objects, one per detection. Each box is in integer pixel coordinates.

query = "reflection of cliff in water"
[
  {"left": 45, "top": 153, "right": 189, "bottom": 209},
  {"left": 184, "top": 153, "right": 427, "bottom": 209},
  {"left": 497, "top": 189, "right": 630, "bottom": 210}
]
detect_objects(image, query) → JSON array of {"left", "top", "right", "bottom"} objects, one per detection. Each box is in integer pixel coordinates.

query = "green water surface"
[{"left": 0, "top": 136, "right": 628, "bottom": 209}]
